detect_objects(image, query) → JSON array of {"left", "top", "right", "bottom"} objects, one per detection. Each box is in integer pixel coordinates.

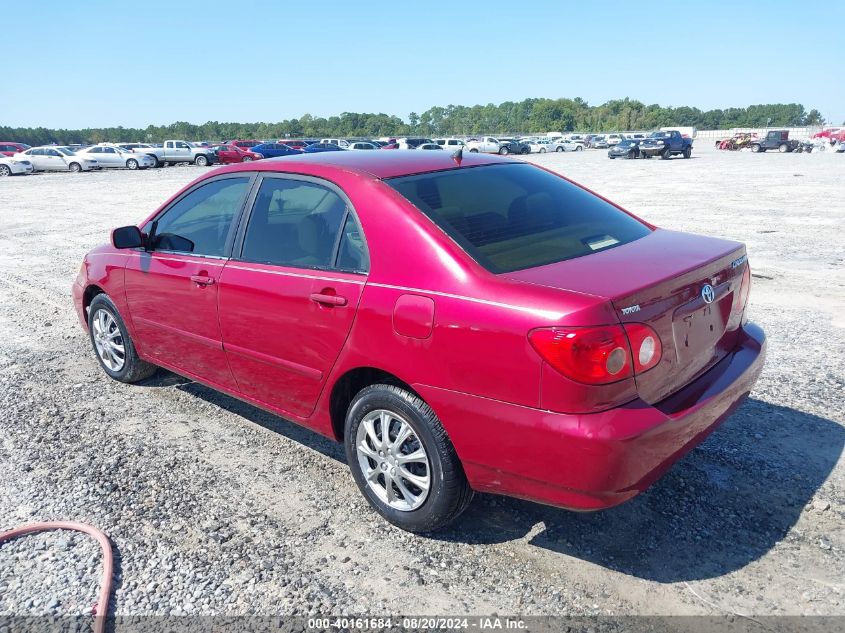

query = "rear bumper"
[{"left": 415, "top": 322, "right": 766, "bottom": 510}]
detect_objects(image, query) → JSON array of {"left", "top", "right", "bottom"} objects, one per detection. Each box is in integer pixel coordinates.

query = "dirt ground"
[{"left": 0, "top": 142, "right": 843, "bottom": 619}]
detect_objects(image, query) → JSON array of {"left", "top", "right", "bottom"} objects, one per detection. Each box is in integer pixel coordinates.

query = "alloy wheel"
[
  {"left": 355, "top": 409, "right": 431, "bottom": 511},
  {"left": 91, "top": 309, "right": 125, "bottom": 372}
]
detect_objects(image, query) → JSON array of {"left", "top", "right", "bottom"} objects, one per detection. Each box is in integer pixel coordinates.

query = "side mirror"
[{"left": 112, "top": 225, "right": 143, "bottom": 249}]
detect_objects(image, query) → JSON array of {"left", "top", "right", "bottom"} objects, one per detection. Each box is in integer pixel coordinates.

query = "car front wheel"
[
  {"left": 345, "top": 384, "right": 473, "bottom": 533},
  {"left": 88, "top": 294, "right": 156, "bottom": 383},
  {"left": 126, "top": 158, "right": 139, "bottom": 170},
  {"left": 195, "top": 154, "right": 209, "bottom": 166},
  {"left": 69, "top": 162, "right": 82, "bottom": 172},
  {"left": 0, "top": 165, "right": 11, "bottom": 177},
  {"left": 499, "top": 146, "right": 509, "bottom": 155}
]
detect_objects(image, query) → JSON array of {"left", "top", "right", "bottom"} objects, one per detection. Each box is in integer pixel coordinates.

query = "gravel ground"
[{"left": 0, "top": 144, "right": 843, "bottom": 620}]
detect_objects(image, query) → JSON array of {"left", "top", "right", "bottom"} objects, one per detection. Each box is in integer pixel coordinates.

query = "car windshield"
[{"left": 387, "top": 163, "right": 650, "bottom": 273}]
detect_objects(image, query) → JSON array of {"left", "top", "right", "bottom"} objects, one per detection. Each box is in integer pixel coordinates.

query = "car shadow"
[{"left": 137, "top": 374, "right": 842, "bottom": 583}]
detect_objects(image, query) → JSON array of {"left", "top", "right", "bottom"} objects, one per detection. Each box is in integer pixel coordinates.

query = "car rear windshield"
[{"left": 386, "top": 163, "right": 650, "bottom": 273}]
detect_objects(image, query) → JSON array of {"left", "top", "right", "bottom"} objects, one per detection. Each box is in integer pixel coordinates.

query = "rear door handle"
[
  {"left": 190, "top": 275, "right": 215, "bottom": 286},
  {"left": 309, "top": 292, "right": 348, "bottom": 307}
]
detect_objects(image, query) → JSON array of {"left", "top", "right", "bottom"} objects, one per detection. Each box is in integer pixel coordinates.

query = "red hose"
[{"left": 0, "top": 521, "right": 113, "bottom": 633}]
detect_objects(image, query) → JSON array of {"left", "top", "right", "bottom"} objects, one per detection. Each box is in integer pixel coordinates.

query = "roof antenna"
[{"left": 451, "top": 146, "right": 463, "bottom": 166}]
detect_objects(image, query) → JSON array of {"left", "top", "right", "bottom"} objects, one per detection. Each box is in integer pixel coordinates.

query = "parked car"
[
  {"left": 115, "top": 143, "right": 162, "bottom": 166},
  {"left": 549, "top": 139, "right": 584, "bottom": 152},
  {"left": 251, "top": 143, "right": 302, "bottom": 158},
  {"left": 320, "top": 138, "right": 350, "bottom": 149},
  {"left": 417, "top": 143, "right": 443, "bottom": 150},
  {"left": 126, "top": 140, "right": 217, "bottom": 167},
  {"left": 638, "top": 130, "right": 693, "bottom": 159},
  {"left": 525, "top": 140, "right": 552, "bottom": 153},
  {"left": 78, "top": 145, "right": 156, "bottom": 169},
  {"left": 608, "top": 139, "right": 641, "bottom": 159},
  {"left": 749, "top": 130, "right": 800, "bottom": 153},
  {"left": 395, "top": 137, "right": 435, "bottom": 150},
  {"left": 590, "top": 136, "right": 609, "bottom": 149},
  {"left": 16, "top": 146, "right": 100, "bottom": 172},
  {"left": 347, "top": 142, "right": 379, "bottom": 150},
  {"left": 0, "top": 142, "right": 31, "bottom": 157},
  {"left": 435, "top": 139, "right": 466, "bottom": 151},
  {"left": 279, "top": 140, "right": 311, "bottom": 151},
  {"left": 606, "top": 134, "right": 624, "bottom": 146},
  {"left": 304, "top": 142, "right": 345, "bottom": 153},
  {"left": 74, "top": 151, "right": 764, "bottom": 533},
  {"left": 210, "top": 144, "right": 264, "bottom": 163},
  {"left": 0, "top": 155, "right": 34, "bottom": 176},
  {"left": 380, "top": 143, "right": 400, "bottom": 150},
  {"left": 498, "top": 139, "right": 531, "bottom": 155},
  {"left": 464, "top": 137, "right": 502, "bottom": 154}
]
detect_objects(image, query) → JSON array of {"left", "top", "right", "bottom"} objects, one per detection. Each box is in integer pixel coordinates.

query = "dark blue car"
[
  {"left": 303, "top": 143, "right": 345, "bottom": 153},
  {"left": 251, "top": 143, "right": 304, "bottom": 158}
]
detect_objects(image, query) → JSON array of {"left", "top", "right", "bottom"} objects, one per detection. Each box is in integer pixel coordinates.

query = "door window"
[
  {"left": 146, "top": 177, "right": 250, "bottom": 257},
  {"left": 240, "top": 178, "right": 352, "bottom": 270}
]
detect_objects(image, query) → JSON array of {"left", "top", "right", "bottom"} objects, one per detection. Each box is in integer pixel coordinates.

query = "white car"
[
  {"left": 464, "top": 136, "right": 502, "bottom": 153},
  {"left": 435, "top": 138, "right": 466, "bottom": 151},
  {"left": 417, "top": 143, "right": 443, "bottom": 150},
  {"left": 320, "top": 138, "right": 350, "bottom": 148},
  {"left": 346, "top": 142, "right": 378, "bottom": 150},
  {"left": 606, "top": 134, "right": 624, "bottom": 146},
  {"left": 15, "top": 146, "right": 100, "bottom": 172},
  {"left": 548, "top": 139, "right": 583, "bottom": 152},
  {"left": 77, "top": 145, "right": 156, "bottom": 169},
  {"left": 0, "top": 155, "right": 34, "bottom": 176},
  {"left": 525, "top": 140, "right": 553, "bottom": 153}
]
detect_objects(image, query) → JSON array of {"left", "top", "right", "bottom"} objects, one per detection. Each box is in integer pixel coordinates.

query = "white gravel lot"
[{"left": 0, "top": 143, "right": 843, "bottom": 621}]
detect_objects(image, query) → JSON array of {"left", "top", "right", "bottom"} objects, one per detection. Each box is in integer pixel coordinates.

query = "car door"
[
  {"left": 217, "top": 174, "right": 368, "bottom": 417},
  {"left": 43, "top": 148, "right": 67, "bottom": 170},
  {"left": 123, "top": 174, "right": 254, "bottom": 389},
  {"left": 100, "top": 146, "right": 122, "bottom": 167}
]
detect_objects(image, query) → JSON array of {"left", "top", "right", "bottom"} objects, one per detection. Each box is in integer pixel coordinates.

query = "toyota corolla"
[{"left": 73, "top": 151, "right": 765, "bottom": 532}]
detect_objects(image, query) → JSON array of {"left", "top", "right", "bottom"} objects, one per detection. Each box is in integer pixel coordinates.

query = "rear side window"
[
  {"left": 240, "top": 177, "right": 353, "bottom": 270},
  {"left": 387, "top": 163, "right": 650, "bottom": 273}
]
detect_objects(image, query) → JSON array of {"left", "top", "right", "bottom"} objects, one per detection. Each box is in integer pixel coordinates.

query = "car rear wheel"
[
  {"left": 241, "top": 156, "right": 253, "bottom": 162},
  {"left": 539, "top": 148, "right": 546, "bottom": 153},
  {"left": 683, "top": 147, "right": 692, "bottom": 159},
  {"left": 88, "top": 294, "right": 156, "bottom": 383},
  {"left": 576, "top": 145, "right": 583, "bottom": 151},
  {"left": 778, "top": 143, "right": 788, "bottom": 153},
  {"left": 751, "top": 144, "right": 761, "bottom": 153},
  {"left": 0, "top": 165, "right": 11, "bottom": 177},
  {"left": 126, "top": 158, "right": 139, "bottom": 170},
  {"left": 195, "top": 154, "right": 209, "bottom": 166},
  {"left": 345, "top": 384, "right": 473, "bottom": 533},
  {"left": 148, "top": 155, "right": 161, "bottom": 168},
  {"left": 469, "top": 148, "right": 478, "bottom": 153},
  {"left": 556, "top": 146, "right": 564, "bottom": 152}
]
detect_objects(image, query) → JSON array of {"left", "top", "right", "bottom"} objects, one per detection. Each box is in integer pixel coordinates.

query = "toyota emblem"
[{"left": 701, "top": 284, "right": 715, "bottom": 304}]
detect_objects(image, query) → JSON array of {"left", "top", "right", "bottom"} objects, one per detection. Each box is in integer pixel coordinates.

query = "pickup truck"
[
  {"left": 638, "top": 130, "right": 693, "bottom": 159},
  {"left": 465, "top": 136, "right": 503, "bottom": 154},
  {"left": 126, "top": 140, "right": 217, "bottom": 167},
  {"left": 749, "top": 130, "right": 799, "bottom": 153}
]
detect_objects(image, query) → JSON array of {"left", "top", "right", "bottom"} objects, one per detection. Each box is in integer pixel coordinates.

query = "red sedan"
[
  {"left": 210, "top": 144, "right": 263, "bottom": 163},
  {"left": 73, "top": 152, "right": 765, "bottom": 532},
  {"left": 0, "top": 142, "right": 30, "bottom": 156}
]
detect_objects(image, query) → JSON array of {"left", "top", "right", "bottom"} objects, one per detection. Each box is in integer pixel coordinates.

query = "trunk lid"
[{"left": 502, "top": 229, "right": 748, "bottom": 404}]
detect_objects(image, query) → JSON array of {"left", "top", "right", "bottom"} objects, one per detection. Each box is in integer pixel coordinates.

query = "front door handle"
[
  {"left": 309, "top": 292, "right": 348, "bottom": 307},
  {"left": 190, "top": 275, "right": 215, "bottom": 286}
]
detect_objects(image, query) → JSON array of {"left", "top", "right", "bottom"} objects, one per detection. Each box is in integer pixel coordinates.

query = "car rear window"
[{"left": 386, "top": 163, "right": 651, "bottom": 273}]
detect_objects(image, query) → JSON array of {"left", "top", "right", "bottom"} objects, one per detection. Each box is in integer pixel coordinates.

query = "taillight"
[
  {"left": 529, "top": 323, "right": 662, "bottom": 385},
  {"left": 529, "top": 325, "right": 633, "bottom": 385},
  {"left": 731, "top": 264, "right": 751, "bottom": 323},
  {"left": 623, "top": 323, "right": 662, "bottom": 373}
]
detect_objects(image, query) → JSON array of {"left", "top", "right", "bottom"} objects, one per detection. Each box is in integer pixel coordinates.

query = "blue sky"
[{"left": 4, "top": 0, "right": 844, "bottom": 128}]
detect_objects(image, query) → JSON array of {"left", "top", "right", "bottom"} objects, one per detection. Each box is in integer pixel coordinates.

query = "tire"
[
  {"left": 148, "top": 155, "right": 161, "bottom": 168},
  {"left": 683, "top": 147, "right": 692, "bottom": 159},
  {"left": 628, "top": 150, "right": 636, "bottom": 159},
  {"left": 195, "top": 154, "right": 209, "bottom": 166},
  {"left": 0, "top": 165, "right": 11, "bottom": 177},
  {"left": 521, "top": 147, "right": 529, "bottom": 155},
  {"left": 576, "top": 145, "right": 583, "bottom": 151},
  {"left": 751, "top": 144, "right": 762, "bottom": 153},
  {"left": 344, "top": 384, "right": 473, "bottom": 533},
  {"left": 69, "top": 162, "right": 82, "bottom": 172},
  {"left": 499, "top": 146, "right": 509, "bottom": 155},
  {"left": 126, "top": 158, "right": 139, "bottom": 170},
  {"left": 469, "top": 148, "right": 478, "bottom": 153},
  {"left": 539, "top": 148, "right": 546, "bottom": 153},
  {"left": 87, "top": 294, "right": 156, "bottom": 383},
  {"left": 609, "top": 156, "right": 616, "bottom": 159},
  {"left": 661, "top": 148, "right": 672, "bottom": 159},
  {"left": 778, "top": 143, "right": 788, "bottom": 153},
  {"left": 241, "top": 156, "right": 253, "bottom": 162},
  {"left": 556, "top": 146, "right": 564, "bottom": 152}
]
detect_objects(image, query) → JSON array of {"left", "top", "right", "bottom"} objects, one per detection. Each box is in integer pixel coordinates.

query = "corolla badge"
[{"left": 701, "top": 284, "right": 715, "bottom": 304}]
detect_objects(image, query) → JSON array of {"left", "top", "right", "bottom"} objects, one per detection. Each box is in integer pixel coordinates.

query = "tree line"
[{"left": 1, "top": 98, "right": 829, "bottom": 146}]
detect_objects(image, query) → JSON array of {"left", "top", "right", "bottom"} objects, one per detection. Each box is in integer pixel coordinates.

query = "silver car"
[
  {"left": 77, "top": 145, "right": 156, "bottom": 169},
  {"left": 15, "top": 146, "right": 100, "bottom": 172}
]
